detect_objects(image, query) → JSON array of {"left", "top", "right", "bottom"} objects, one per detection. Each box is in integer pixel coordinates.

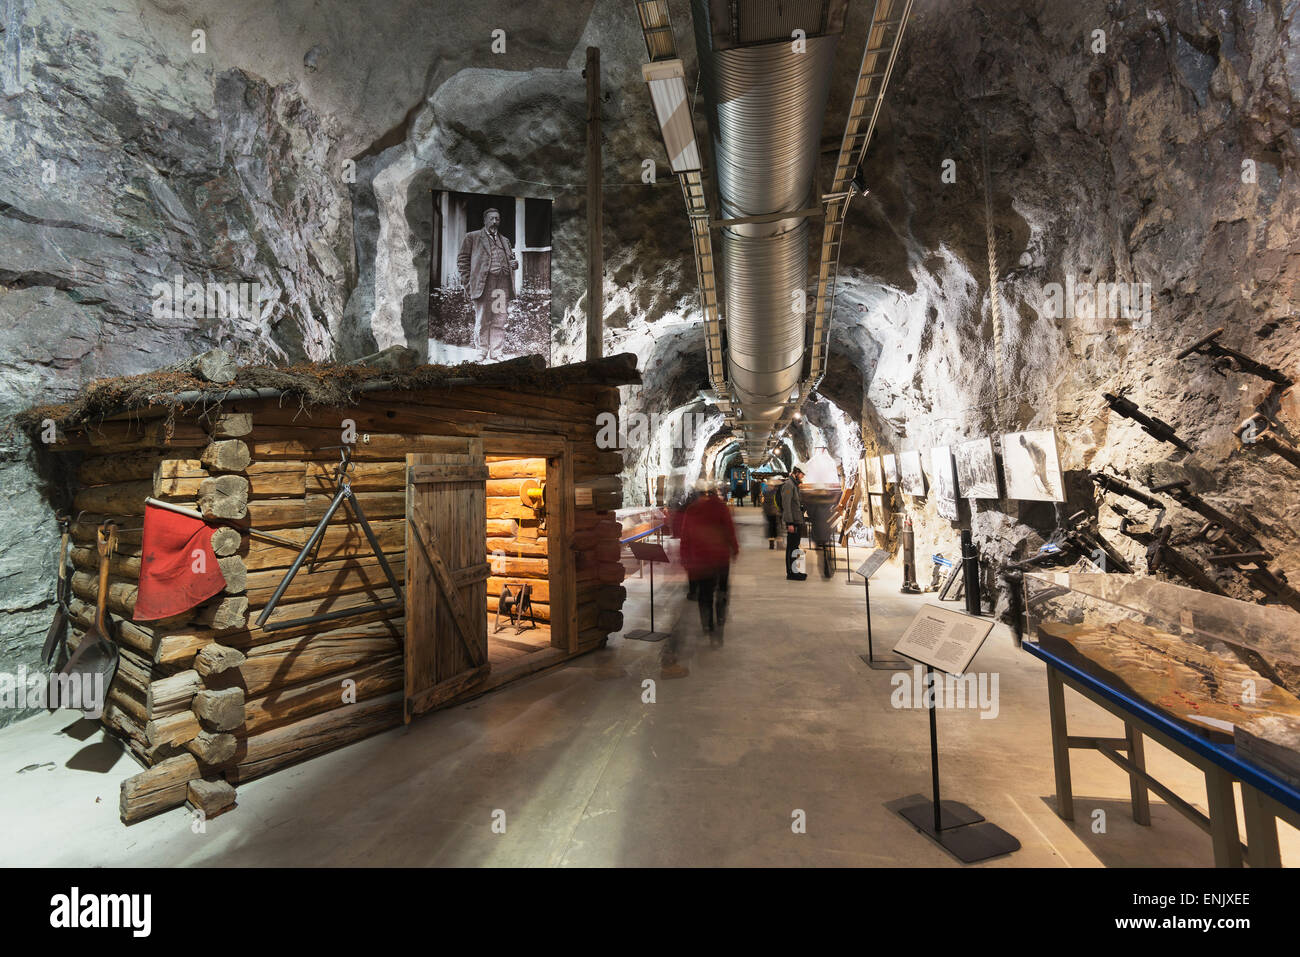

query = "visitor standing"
[
  {"left": 672, "top": 482, "right": 703, "bottom": 600},
  {"left": 781, "top": 467, "right": 807, "bottom": 581},
  {"left": 762, "top": 479, "right": 782, "bottom": 549}
]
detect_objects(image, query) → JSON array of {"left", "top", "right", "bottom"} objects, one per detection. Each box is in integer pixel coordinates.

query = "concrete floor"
[{"left": 2, "top": 508, "right": 1297, "bottom": 866}]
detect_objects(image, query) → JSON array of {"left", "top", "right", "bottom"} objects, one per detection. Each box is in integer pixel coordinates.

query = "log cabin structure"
[{"left": 18, "top": 351, "right": 637, "bottom": 823}]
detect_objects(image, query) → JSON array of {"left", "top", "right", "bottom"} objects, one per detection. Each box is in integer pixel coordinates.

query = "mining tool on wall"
[
  {"left": 57, "top": 521, "right": 122, "bottom": 711},
  {"left": 1103, "top": 391, "right": 1194, "bottom": 452},
  {"left": 517, "top": 478, "right": 546, "bottom": 539},
  {"left": 1176, "top": 326, "right": 1294, "bottom": 387},
  {"left": 256, "top": 445, "right": 405, "bottom": 632}
]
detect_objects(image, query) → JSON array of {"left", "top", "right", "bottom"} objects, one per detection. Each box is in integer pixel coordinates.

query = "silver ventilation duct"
[{"left": 691, "top": 1, "right": 841, "bottom": 462}]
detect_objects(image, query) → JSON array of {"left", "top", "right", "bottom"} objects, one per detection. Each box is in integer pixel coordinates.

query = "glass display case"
[
  {"left": 1025, "top": 572, "right": 1300, "bottom": 788},
  {"left": 615, "top": 506, "right": 668, "bottom": 544}
]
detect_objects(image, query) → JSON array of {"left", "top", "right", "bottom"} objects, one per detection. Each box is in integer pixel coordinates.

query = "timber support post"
[{"left": 585, "top": 45, "right": 603, "bottom": 361}]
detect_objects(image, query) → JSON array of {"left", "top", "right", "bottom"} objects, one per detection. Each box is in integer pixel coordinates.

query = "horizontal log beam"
[
  {"left": 120, "top": 753, "right": 205, "bottom": 824},
  {"left": 241, "top": 656, "right": 402, "bottom": 735},
  {"left": 201, "top": 620, "right": 403, "bottom": 697},
  {"left": 226, "top": 692, "right": 402, "bottom": 784},
  {"left": 79, "top": 449, "right": 203, "bottom": 486}
]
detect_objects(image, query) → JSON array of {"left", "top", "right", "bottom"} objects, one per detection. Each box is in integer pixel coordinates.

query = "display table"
[
  {"left": 616, "top": 507, "right": 668, "bottom": 580},
  {"left": 1023, "top": 641, "right": 1300, "bottom": 867},
  {"left": 618, "top": 512, "right": 666, "bottom": 545}
]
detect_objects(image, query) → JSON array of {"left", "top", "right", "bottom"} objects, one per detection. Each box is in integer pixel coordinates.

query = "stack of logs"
[{"left": 47, "top": 358, "right": 632, "bottom": 823}]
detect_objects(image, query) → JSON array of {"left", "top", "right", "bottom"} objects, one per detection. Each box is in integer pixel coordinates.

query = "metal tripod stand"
[{"left": 254, "top": 445, "right": 404, "bottom": 632}]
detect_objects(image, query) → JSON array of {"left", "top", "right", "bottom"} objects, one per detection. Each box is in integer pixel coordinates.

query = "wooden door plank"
[
  {"left": 409, "top": 507, "right": 484, "bottom": 668},
  {"left": 547, "top": 442, "right": 579, "bottom": 653},
  {"left": 404, "top": 442, "right": 490, "bottom": 721},
  {"left": 410, "top": 465, "right": 491, "bottom": 483},
  {"left": 408, "top": 663, "right": 490, "bottom": 714},
  {"left": 481, "top": 432, "right": 566, "bottom": 456}
]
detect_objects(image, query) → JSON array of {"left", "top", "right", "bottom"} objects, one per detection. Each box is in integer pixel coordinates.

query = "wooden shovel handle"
[
  {"left": 91, "top": 523, "right": 114, "bottom": 636},
  {"left": 57, "top": 529, "right": 69, "bottom": 583}
]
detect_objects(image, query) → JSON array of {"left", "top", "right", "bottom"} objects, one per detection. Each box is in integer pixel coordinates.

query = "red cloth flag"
[{"left": 134, "top": 502, "right": 227, "bottom": 621}]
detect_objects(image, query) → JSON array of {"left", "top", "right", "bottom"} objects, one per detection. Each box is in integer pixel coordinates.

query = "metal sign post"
[
  {"left": 855, "top": 549, "right": 905, "bottom": 670},
  {"left": 624, "top": 540, "right": 670, "bottom": 641},
  {"left": 890, "top": 606, "right": 1020, "bottom": 863}
]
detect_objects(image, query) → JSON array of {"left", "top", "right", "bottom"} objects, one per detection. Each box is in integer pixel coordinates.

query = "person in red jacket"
[{"left": 679, "top": 478, "right": 740, "bottom": 637}]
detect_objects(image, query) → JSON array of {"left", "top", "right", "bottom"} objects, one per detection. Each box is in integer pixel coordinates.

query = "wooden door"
[{"left": 404, "top": 440, "right": 491, "bottom": 722}]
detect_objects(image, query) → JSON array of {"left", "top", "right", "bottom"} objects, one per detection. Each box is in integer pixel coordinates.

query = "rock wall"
[
  {"left": 835, "top": 0, "right": 1300, "bottom": 624},
  {"left": 0, "top": 0, "right": 353, "bottom": 725}
]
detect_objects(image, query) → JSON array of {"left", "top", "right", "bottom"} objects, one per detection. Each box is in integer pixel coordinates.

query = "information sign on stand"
[
  {"left": 624, "top": 540, "right": 670, "bottom": 642},
  {"left": 889, "top": 604, "right": 1020, "bottom": 863},
  {"left": 892, "top": 604, "right": 992, "bottom": 676},
  {"left": 856, "top": 549, "right": 907, "bottom": 671},
  {"left": 856, "top": 549, "right": 890, "bottom": 580}
]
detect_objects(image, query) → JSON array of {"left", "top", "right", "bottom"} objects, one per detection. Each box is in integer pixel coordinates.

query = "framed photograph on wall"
[
  {"left": 430, "top": 190, "right": 552, "bottom": 365},
  {"left": 1001, "top": 428, "right": 1066, "bottom": 502},
  {"left": 882, "top": 454, "right": 898, "bottom": 486},
  {"left": 870, "top": 493, "right": 887, "bottom": 533},
  {"left": 865, "top": 455, "right": 884, "bottom": 493},
  {"left": 931, "top": 446, "right": 959, "bottom": 520},
  {"left": 953, "top": 437, "right": 999, "bottom": 499},
  {"left": 899, "top": 450, "right": 926, "bottom": 496}
]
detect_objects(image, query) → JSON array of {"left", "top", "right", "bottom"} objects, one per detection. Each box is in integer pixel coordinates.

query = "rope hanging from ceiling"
[{"left": 979, "top": 88, "right": 1009, "bottom": 430}]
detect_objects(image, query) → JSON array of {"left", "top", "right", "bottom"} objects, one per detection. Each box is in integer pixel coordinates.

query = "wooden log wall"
[
  {"left": 47, "top": 375, "right": 629, "bottom": 823},
  {"left": 486, "top": 456, "right": 549, "bottom": 621}
]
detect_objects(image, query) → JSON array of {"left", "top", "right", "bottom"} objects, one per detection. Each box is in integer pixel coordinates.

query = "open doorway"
[
  {"left": 485, "top": 452, "right": 554, "bottom": 669},
  {"left": 477, "top": 432, "right": 581, "bottom": 688}
]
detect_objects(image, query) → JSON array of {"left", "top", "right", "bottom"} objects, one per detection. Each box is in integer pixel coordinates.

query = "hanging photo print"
[{"left": 429, "top": 190, "right": 553, "bottom": 364}]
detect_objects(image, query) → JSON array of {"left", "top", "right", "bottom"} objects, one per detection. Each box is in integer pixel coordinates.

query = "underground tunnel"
[{"left": 1, "top": 0, "right": 1299, "bottom": 894}]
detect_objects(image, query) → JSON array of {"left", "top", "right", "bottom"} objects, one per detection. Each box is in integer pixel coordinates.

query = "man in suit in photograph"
[{"left": 457, "top": 207, "right": 517, "bottom": 360}]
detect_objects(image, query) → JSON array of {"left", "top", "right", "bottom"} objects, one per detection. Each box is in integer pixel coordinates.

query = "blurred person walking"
[
  {"left": 749, "top": 481, "right": 761, "bottom": 508},
  {"left": 670, "top": 482, "right": 704, "bottom": 600},
  {"left": 679, "top": 478, "right": 739, "bottom": 641}
]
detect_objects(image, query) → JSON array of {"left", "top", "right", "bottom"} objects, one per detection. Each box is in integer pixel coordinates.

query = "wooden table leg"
[
  {"left": 1240, "top": 785, "right": 1282, "bottom": 868},
  {"left": 1046, "top": 666, "right": 1074, "bottom": 821},
  {"left": 1125, "top": 722, "right": 1151, "bottom": 826},
  {"left": 1204, "top": 765, "right": 1243, "bottom": 868}
]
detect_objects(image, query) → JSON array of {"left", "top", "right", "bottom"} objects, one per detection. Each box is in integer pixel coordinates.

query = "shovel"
[
  {"left": 40, "top": 517, "right": 71, "bottom": 670},
  {"left": 57, "top": 522, "right": 120, "bottom": 714}
]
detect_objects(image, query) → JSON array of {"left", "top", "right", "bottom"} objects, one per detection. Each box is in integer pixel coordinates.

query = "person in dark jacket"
[
  {"left": 456, "top": 208, "right": 517, "bottom": 360},
  {"left": 679, "top": 479, "right": 740, "bottom": 637},
  {"left": 761, "top": 480, "right": 782, "bottom": 549},
  {"left": 749, "top": 481, "right": 761, "bottom": 508},
  {"left": 780, "top": 467, "right": 807, "bottom": 580}
]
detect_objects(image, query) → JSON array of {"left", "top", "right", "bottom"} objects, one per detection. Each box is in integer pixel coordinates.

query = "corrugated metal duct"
[{"left": 691, "top": 0, "right": 841, "bottom": 460}]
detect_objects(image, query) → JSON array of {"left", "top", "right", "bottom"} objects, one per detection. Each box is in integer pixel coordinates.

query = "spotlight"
[{"left": 852, "top": 164, "right": 869, "bottom": 198}]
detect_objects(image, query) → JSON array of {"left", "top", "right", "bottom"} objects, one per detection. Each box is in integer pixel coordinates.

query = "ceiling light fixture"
[{"left": 642, "top": 59, "right": 700, "bottom": 173}]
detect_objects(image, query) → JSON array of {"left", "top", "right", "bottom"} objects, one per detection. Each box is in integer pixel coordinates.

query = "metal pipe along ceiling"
[{"left": 692, "top": 4, "right": 840, "bottom": 461}]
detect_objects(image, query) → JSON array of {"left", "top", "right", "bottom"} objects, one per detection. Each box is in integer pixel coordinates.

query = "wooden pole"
[{"left": 585, "top": 46, "right": 603, "bottom": 361}]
